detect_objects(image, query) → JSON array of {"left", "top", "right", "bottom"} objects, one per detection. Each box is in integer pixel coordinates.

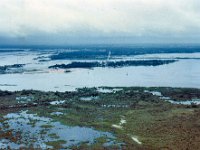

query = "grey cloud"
[{"left": 0, "top": 0, "right": 200, "bottom": 45}]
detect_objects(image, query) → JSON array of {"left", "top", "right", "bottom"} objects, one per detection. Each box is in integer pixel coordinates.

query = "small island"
[{"left": 49, "top": 60, "right": 177, "bottom": 69}]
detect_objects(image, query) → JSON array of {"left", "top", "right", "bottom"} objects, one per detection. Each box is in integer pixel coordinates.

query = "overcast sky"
[{"left": 0, "top": 0, "right": 200, "bottom": 45}]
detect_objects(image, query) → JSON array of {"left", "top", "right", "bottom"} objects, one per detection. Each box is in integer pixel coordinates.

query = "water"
[
  {"left": 167, "top": 99, "right": 200, "bottom": 105},
  {"left": 97, "top": 88, "right": 123, "bottom": 93},
  {"left": 145, "top": 90, "right": 200, "bottom": 105},
  {"left": 80, "top": 96, "right": 99, "bottom": 101},
  {"left": 0, "top": 110, "right": 116, "bottom": 149},
  {"left": 16, "top": 96, "right": 34, "bottom": 103},
  {"left": 50, "top": 100, "right": 66, "bottom": 105},
  {"left": 0, "top": 50, "right": 200, "bottom": 92}
]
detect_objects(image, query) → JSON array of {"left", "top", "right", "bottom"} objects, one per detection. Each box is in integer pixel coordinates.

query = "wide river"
[{"left": 0, "top": 50, "right": 200, "bottom": 92}]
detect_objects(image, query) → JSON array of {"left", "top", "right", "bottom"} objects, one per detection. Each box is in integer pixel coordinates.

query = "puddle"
[
  {"left": 98, "top": 88, "right": 123, "bottom": 93},
  {"left": 80, "top": 96, "right": 99, "bottom": 101},
  {"left": 50, "top": 100, "right": 65, "bottom": 105},
  {"left": 0, "top": 110, "right": 117, "bottom": 149},
  {"left": 131, "top": 136, "right": 142, "bottom": 145},
  {"left": 144, "top": 90, "right": 200, "bottom": 105},
  {"left": 112, "top": 117, "right": 126, "bottom": 130},
  {"left": 50, "top": 112, "right": 64, "bottom": 116},
  {"left": 112, "top": 124, "right": 122, "bottom": 129},
  {"left": 144, "top": 90, "right": 162, "bottom": 96},
  {"left": 0, "top": 139, "right": 25, "bottom": 149},
  {"left": 167, "top": 99, "right": 200, "bottom": 105},
  {"left": 16, "top": 96, "right": 34, "bottom": 103},
  {"left": 119, "top": 118, "right": 126, "bottom": 125}
]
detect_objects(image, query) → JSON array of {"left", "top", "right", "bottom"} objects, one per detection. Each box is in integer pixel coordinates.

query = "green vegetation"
[
  {"left": 49, "top": 60, "right": 177, "bottom": 69},
  {"left": 0, "top": 87, "right": 200, "bottom": 149}
]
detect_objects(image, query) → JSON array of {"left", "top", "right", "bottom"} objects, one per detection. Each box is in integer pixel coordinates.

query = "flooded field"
[
  {"left": 0, "top": 48, "right": 200, "bottom": 149},
  {"left": 0, "top": 87, "right": 200, "bottom": 149},
  {"left": 1, "top": 110, "right": 116, "bottom": 149},
  {"left": 0, "top": 49, "right": 200, "bottom": 92}
]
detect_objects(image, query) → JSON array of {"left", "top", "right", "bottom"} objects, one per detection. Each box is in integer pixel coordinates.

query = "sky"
[{"left": 0, "top": 0, "right": 200, "bottom": 45}]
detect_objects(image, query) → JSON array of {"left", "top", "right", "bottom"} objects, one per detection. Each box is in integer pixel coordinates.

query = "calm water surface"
[{"left": 0, "top": 51, "right": 200, "bottom": 91}]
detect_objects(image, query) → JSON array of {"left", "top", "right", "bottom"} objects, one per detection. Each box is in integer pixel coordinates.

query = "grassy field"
[{"left": 0, "top": 87, "right": 200, "bottom": 149}]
